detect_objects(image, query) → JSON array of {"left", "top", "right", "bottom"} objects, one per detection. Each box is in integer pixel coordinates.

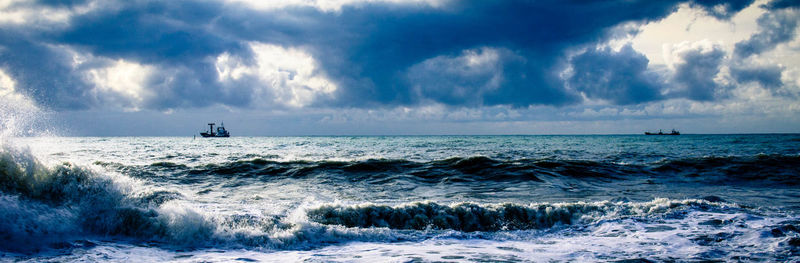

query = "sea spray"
[
  {"left": 0, "top": 79, "right": 52, "bottom": 140},
  {"left": 0, "top": 144, "right": 218, "bottom": 251}
]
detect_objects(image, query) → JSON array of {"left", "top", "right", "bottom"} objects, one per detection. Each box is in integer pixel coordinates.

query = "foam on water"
[
  {"left": 11, "top": 201, "right": 799, "bottom": 262},
  {"left": 2, "top": 135, "right": 800, "bottom": 261},
  {"left": 0, "top": 144, "right": 219, "bottom": 251}
]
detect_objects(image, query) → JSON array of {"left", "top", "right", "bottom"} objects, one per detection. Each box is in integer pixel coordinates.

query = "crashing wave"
[
  {"left": 1, "top": 144, "right": 789, "bottom": 254},
  {"left": 0, "top": 145, "right": 214, "bottom": 252},
  {"left": 306, "top": 198, "right": 733, "bottom": 232}
]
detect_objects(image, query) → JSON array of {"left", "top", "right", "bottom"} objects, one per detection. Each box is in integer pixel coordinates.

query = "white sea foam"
[
  {"left": 17, "top": 206, "right": 798, "bottom": 262},
  {"left": 2, "top": 135, "right": 800, "bottom": 261}
]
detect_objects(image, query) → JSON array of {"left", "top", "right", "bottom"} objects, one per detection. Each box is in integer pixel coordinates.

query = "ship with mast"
[{"left": 200, "top": 122, "right": 230, "bottom": 137}]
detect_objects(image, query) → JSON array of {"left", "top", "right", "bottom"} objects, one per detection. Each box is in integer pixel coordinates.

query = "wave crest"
[
  {"left": 122, "top": 154, "right": 800, "bottom": 187},
  {"left": 0, "top": 145, "right": 214, "bottom": 251},
  {"left": 307, "top": 199, "right": 728, "bottom": 232}
]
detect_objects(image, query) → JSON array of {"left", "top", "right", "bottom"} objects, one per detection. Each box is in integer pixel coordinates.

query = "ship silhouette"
[
  {"left": 200, "top": 122, "right": 230, "bottom": 137},
  {"left": 644, "top": 129, "right": 680, "bottom": 135}
]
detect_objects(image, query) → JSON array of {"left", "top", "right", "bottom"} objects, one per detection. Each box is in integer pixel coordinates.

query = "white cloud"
[
  {"left": 85, "top": 59, "right": 155, "bottom": 111},
  {"left": 620, "top": 108, "right": 646, "bottom": 117},
  {"left": 0, "top": 67, "right": 35, "bottom": 108},
  {"left": 784, "top": 67, "right": 800, "bottom": 91},
  {"left": 215, "top": 42, "right": 337, "bottom": 108},
  {"left": 568, "top": 107, "right": 620, "bottom": 118},
  {"left": 630, "top": 0, "right": 798, "bottom": 86},
  {"left": 663, "top": 39, "right": 724, "bottom": 70},
  {"left": 631, "top": 1, "right": 765, "bottom": 66},
  {"left": 0, "top": 0, "right": 101, "bottom": 28}
]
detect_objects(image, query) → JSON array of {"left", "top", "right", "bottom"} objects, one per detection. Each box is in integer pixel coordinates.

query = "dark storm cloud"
[
  {"left": 730, "top": 64, "right": 784, "bottom": 89},
  {"left": 762, "top": 0, "right": 800, "bottom": 10},
  {"left": 56, "top": 1, "right": 254, "bottom": 109},
  {"left": 0, "top": 0, "right": 757, "bottom": 110},
  {"left": 35, "top": 0, "right": 91, "bottom": 7},
  {"left": 58, "top": 1, "right": 241, "bottom": 63},
  {"left": 729, "top": 1, "right": 798, "bottom": 92},
  {"left": 671, "top": 45, "right": 729, "bottom": 101},
  {"left": 567, "top": 45, "right": 663, "bottom": 105},
  {"left": 691, "top": 0, "right": 758, "bottom": 19},
  {"left": 402, "top": 47, "right": 584, "bottom": 107},
  {"left": 403, "top": 48, "right": 524, "bottom": 106},
  {"left": 143, "top": 62, "right": 254, "bottom": 109},
  {"left": 273, "top": 0, "right": 753, "bottom": 107},
  {"left": 734, "top": 8, "right": 799, "bottom": 59},
  {"left": 0, "top": 29, "right": 94, "bottom": 110}
]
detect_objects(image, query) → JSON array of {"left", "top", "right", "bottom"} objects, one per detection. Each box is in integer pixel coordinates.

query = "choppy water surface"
[{"left": 2, "top": 135, "right": 800, "bottom": 261}]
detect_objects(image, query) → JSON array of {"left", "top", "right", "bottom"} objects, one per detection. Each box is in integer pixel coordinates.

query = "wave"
[
  {"left": 0, "top": 145, "right": 214, "bottom": 252},
  {"left": 4, "top": 144, "right": 798, "bottom": 253},
  {"left": 306, "top": 198, "right": 731, "bottom": 232},
  {"left": 103, "top": 154, "right": 800, "bottom": 187},
  {"left": 0, "top": 145, "right": 737, "bottom": 249},
  {"left": 652, "top": 154, "right": 800, "bottom": 185},
  {"left": 131, "top": 156, "right": 611, "bottom": 183},
  {"left": 0, "top": 145, "right": 779, "bottom": 255},
  {"left": 0, "top": 145, "right": 421, "bottom": 252}
]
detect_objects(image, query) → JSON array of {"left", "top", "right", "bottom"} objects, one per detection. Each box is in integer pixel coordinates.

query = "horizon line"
[{"left": 13, "top": 133, "right": 800, "bottom": 137}]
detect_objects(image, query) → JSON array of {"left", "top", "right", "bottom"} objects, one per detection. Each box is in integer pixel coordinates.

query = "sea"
[{"left": 1, "top": 135, "right": 800, "bottom": 262}]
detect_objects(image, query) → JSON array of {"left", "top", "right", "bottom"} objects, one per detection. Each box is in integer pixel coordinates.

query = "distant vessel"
[
  {"left": 200, "top": 122, "right": 230, "bottom": 137},
  {"left": 645, "top": 129, "right": 680, "bottom": 135}
]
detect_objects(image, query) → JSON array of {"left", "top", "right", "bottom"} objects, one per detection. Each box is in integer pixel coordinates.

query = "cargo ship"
[
  {"left": 200, "top": 122, "right": 230, "bottom": 137},
  {"left": 644, "top": 129, "right": 680, "bottom": 135}
]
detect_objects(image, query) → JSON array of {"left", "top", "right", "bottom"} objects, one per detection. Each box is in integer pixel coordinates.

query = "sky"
[{"left": 1, "top": 0, "right": 799, "bottom": 136}]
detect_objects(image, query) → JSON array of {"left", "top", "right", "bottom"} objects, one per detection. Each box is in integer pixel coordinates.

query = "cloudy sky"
[{"left": 1, "top": 0, "right": 799, "bottom": 135}]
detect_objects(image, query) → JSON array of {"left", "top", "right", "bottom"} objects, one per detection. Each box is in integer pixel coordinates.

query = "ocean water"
[{"left": 1, "top": 135, "right": 800, "bottom": 262}]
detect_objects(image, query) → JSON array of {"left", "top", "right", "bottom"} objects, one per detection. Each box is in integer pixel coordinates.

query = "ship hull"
[{"left": 200, "top": 133, "right": 230, "bottom": 137}]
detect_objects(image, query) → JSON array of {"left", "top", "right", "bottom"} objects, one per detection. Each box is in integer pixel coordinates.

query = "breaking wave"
[
  {"left": 0, "top": 144, "right": 747, "bottom": 252},
  {"left": 3, "top": 140, "right": 799, "bottom": 255},
  {"left": 0, "top": 145, "right": 214, "bottom": 252},
  {"left": 307, "top": 199, "right": 732, "bottom": 232}
]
